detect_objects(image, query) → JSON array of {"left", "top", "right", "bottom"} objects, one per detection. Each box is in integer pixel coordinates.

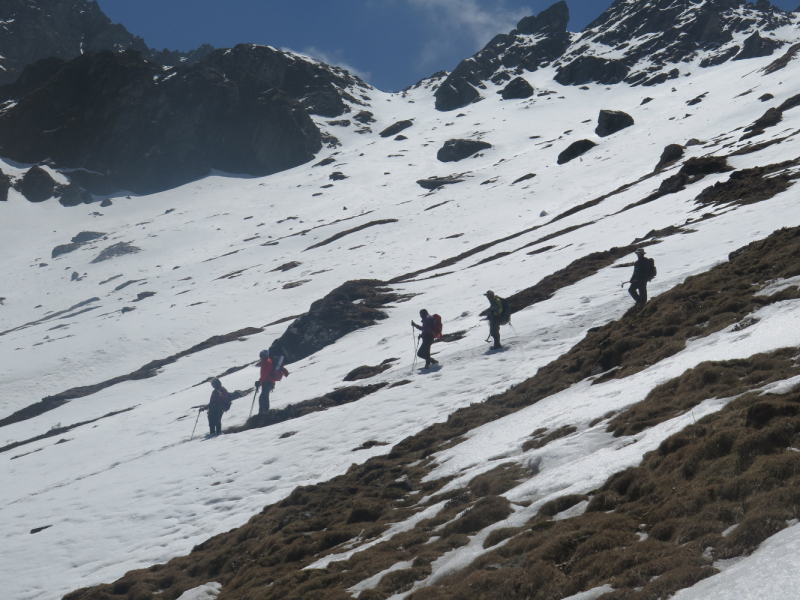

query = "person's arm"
[{"left": 411, "top": 320, "right": 421, "bottom": 330}]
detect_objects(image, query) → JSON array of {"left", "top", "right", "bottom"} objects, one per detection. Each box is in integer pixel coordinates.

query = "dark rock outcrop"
[
  {"left": 353, "top": 111, "right": 376, "bottom": 124},
  {"left": 267, "top": 280, "right": 405, "bottom": 364},
  {"left": 655, "top": 144, "right": 685, "bottom": 171},
  {"left": 17, "top": 166, "right": 61, "bottom": 202},
  {"left": 0, "top": 169, "right": 10, "bottom": 201},
  {"left": 555, "top": 57, "right": 629, "bottom": 86},
  {"left": 59, "top": 183, "right": 93, "bottom": 207},
  {"left": 500, "top": 77, "right": 534, "bottom": 100},
  {"left": 52, "top": 232, "right": 106, "bottom": 259},
  {"left": 437, "top": 139, "right": 492, "bottom": 163},
  {"left": 379, "top": 120, "right": 413, "bottom": 138},
  {"left": 0, "top": 0, "right": 214, "bottom": 86},
  {"left": 557, "top": 140, "right": 597, "bottom": 165},
  {"left": 595, "top": 110, "right": 634, "bottom": 137},
  {"left": 0, "top": 45, "right": 361, "bottom": 194},
  {"left": 91, "top": 242, "right": 142, "bottom": 263},
  {"left": 434, "top": 1, "right": 570, "bottom": 111},
  {"left": 733, "top": 31, "right": 782, "bottom": 61}
]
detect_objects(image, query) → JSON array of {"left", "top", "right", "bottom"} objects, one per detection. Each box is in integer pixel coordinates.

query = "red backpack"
[{"left": 432, "top": 314, "right": 443, "bottom": 339}]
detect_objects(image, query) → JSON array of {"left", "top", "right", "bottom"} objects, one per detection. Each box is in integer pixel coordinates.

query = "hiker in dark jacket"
[
  {"left": 205, "top": 378, "right": 229, "bottom": 435},
  {"left": 412, "top": 309, "right": 438, "bottom": 369},
  {"left": 255, "top": 349, "right": 289, "bottom": 414},
  {"left": 485, "top": 291, "right": 505, "bottom": 349},
  {"left": 629, "top": 248, "right": 651, "bottom": 305}
]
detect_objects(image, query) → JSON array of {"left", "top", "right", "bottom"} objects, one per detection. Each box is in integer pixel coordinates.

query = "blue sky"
[{"left": 96, "top": 0, "right": 800, "bottom": 91}]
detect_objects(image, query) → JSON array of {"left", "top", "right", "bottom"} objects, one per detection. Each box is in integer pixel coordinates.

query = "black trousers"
[
  {"left": 629, "top": 280, "right": 648, "bottom": 304},
  {"left": 489, "top": 316, "right": 501, "bottom": 347},
  {"left": 207, "top": 409, "right": 222, "bottom": 435},
  {"left": 418, "top": 334, "right": 434, "bottom": 363},
  {"left": 259, "top": 382, "right": 275, "bottom": 414}
]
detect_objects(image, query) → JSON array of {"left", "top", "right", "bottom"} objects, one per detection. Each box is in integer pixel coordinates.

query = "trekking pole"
[
  {"left": 509, "top": 323, "right": 518, "bottom": 337},
  {"left": 190, "top": 408, "right": 202, "bottom": 441},
  {"left": 248, "top": 387, "right": 258, "bottom": 420},
  {"left": 411, "top": 325, "right": 419, "bottom": 372}
]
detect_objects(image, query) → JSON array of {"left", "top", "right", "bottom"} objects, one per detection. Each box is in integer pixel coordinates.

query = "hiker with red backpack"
[
  {"left": 255, "top": 349, "right": 289, "bottom": 414},
  {"left": 628, "top": 248, "right": 656, "bottom": 305},
  {"left": 412, "top": 309, "right": 442, "bottom": 369}
]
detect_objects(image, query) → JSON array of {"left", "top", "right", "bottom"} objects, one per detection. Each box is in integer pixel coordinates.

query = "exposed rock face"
[
  {"left": 437, "top": 139, "right": 492, "bottom": 163},
  {"left": 554, "top": 0, "right": 792, "bottom": 87},
  {"left": 379, "top": 120, "right": 413, "bottom": 138},
  {"left": 17, "top": 166, "right": 61, "bottom": 202},
  {"left": 0, "top": 45, "right": 367, "bottom": 194},
  {"left": 557, "top": 140, "right": 597, "bottom": 165},
  {"left": 0, "top": 0, "right": 214, "bottom": 86},
  {"left": 595, "top": 110, "right": 634, "bottom": 137},
  {"left": 267, "top": 280, "right": 403, "bottom": 364},
  {"left": 500, "top": 77, "right": 534, "bottom": 100},
  {"left": 433, "top": 1, "right": 570, "bottom": 111}
]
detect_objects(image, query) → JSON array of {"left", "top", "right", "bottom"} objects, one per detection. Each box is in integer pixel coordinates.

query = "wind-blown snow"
[{"left": 2, "top": 36, "right": 800, "bottom": 600}]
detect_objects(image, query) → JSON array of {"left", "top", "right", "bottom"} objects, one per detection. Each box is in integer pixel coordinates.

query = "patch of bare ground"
[
  {"left": 64, "top": 226, "right": 800, "bottom": 600},
  {"left": 762, "top": 42, "right": 800, "bottom": 74},
  {"left": 304, "top": 219, "right": 399, "bottom": 251},
  {"left": 522, "top": 425, "right": 578, "bottom": 451},
  {"left": 693, "top": 158, "right": 800, "bottom": 209},
  {"left": 0, "top": 327, "right": 263, "bottom": 429},
  {"left": 228, "top": 382, "right": 389, "bottom": 433},
  {"left": 344, "top": 359, "right": 399, "bottom": 382}
]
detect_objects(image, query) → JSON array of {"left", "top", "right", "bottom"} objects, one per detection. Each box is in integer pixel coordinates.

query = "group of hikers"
[{"left": 196, "top": 248, "right": 655, "bottom": 435}]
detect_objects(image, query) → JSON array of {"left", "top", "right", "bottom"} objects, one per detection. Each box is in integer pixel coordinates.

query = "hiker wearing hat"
[
  {"left": 485, "top": 291, "right": 505, "bottom": 349},
  {"left": 412, "top": 309, "right": 440, "bottom": 369},
  {"left": 629, "top": 248, "right": 656, "bottom": 305},
  {"left": 255, "top": 349, "right": 289, "bottom": 414},
  {"left": 205, "top": 378, "right": 230, "bottom": 435}
]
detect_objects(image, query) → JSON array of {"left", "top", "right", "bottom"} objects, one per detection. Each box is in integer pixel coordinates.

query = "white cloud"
[
  {"left": 281, "top": 46, "right": 373, "bottom": 83},
  {"left": 407, "top": 0, "right": 532, "bottom": 66}
]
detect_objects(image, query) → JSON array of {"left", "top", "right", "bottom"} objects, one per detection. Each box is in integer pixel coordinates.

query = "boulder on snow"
[
  {"left": 18, "top": 166, "right": 61, "bottom": 202},
  {"left": 733, "top": 31, "right": 782, "bottom": 61},
  {"left": 654, "top": 144, "right": 685, "bottom": 172},
  {"left": 500, "top": 77, "right": 534, "bottom": 100},
  {"left": 557, "top": 140, "right": 597, "bottom": 165},
  {"left": 595, "top": 110, "right": 634, "bottom": 137},
  {"left": 437, "top": 139, "right": 492, "bottom": 162},
  {"left": 379, "top": 120, "right": 413, "bottom": 138},
  {"left": 90, "top": 241, "right": 142, "bottom": 263},
  {"left": 59, "top": 182, "right": 93, "bottom": 207},
  {"left": 353, "top": 111, "right": 376, "bottom": 124},
  {"left": 416, "top": 175, "right": 466, "bottom": 190}
]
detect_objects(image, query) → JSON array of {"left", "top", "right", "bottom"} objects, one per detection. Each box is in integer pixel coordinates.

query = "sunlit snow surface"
[{"left": 2, "top": 45, "right": 800, "bottom": 600}]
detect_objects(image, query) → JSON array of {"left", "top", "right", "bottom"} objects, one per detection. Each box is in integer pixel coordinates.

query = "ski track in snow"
[{"left": 2, "top": 42, "right": 800, "bottom": 600}]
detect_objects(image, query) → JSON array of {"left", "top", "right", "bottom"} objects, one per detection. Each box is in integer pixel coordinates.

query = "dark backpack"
[
  {"left": 432, "top": 314, "right": 443, "bottom": 339},
  {"left": 499, "top": 297, "right": 511, "bottom": 325},
  {"left": 220, "top": 389, "right": 232, "bottom": 412},
  {"left": 646, "top": 258, "right": 657, "bottom": 281}
]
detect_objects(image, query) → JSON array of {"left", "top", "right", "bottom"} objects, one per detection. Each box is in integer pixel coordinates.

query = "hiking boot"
[
  {"left": 492, "top": 343, "right": 502, "bottom": 350},
  {"left": 430, "top": 357, "right": 438, "bottom": 364}
]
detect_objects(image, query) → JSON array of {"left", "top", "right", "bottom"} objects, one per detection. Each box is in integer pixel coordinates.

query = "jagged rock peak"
[
  {"left": 0, "top": 0, "right": 214, "bottom": 86},
  {"left": 555, "top": 0, "right": 798, "bottom": 87},
  {"left": 433, "top": 1, "right": 570, "bottom": 111}
]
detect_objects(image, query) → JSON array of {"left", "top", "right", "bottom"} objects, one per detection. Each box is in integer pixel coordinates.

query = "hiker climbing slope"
[
  {"left": 255, "top": 349, "right": 289, "bottom": 414},
  {"left": 205, "top": 378, "right": 230, "bottom": 435},
  {"left": 485, "top": 290, "right": 510, "bottom": 349},
  {"left": 412, "top": 309, "right": 442, "bottom": 369},
  {"left": 629, "top": 248, "right": 656, "bottom": 305}
]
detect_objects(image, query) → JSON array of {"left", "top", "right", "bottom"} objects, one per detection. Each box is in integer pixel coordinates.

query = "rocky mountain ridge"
[
  {"left": 433, "top": 0, "right": 800, "bottom": 111},
  {"left": 0, "top": 0, "right": 214, "bottom": 86}
]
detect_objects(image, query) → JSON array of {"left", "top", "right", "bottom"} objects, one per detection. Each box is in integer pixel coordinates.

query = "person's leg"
[
  {"left": 207, "top": 411, "right": 214, "bottom": 435},
  {"left": 640, "top": 282, "right": 648, "bottom": 304},
  {"left": 418, "top": 336, "right": 433, "bottom": 368},
  {"left": 629, "top": 282, "right": 642, "bottom": 303},
  {"left": 490, "top": 319, "right": 501, "bottom": 349},
  {"left": 258, "top": 384, "right": 272, "bottom": 414}
]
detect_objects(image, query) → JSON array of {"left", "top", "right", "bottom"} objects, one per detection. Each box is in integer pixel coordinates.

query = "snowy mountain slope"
[{"left": 3, "top": 10, "right": 800, "bottom": 600}]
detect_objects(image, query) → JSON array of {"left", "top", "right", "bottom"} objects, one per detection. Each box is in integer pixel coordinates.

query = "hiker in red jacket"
[
  {"left": 255, "top": 349, "right": 289, "bottom": 414},
  {"left": 412, "top": 309, "right": 439, "bottom": 369},
  {"left": 205, "top": 378, "right": 230, "bottom": 435}
]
